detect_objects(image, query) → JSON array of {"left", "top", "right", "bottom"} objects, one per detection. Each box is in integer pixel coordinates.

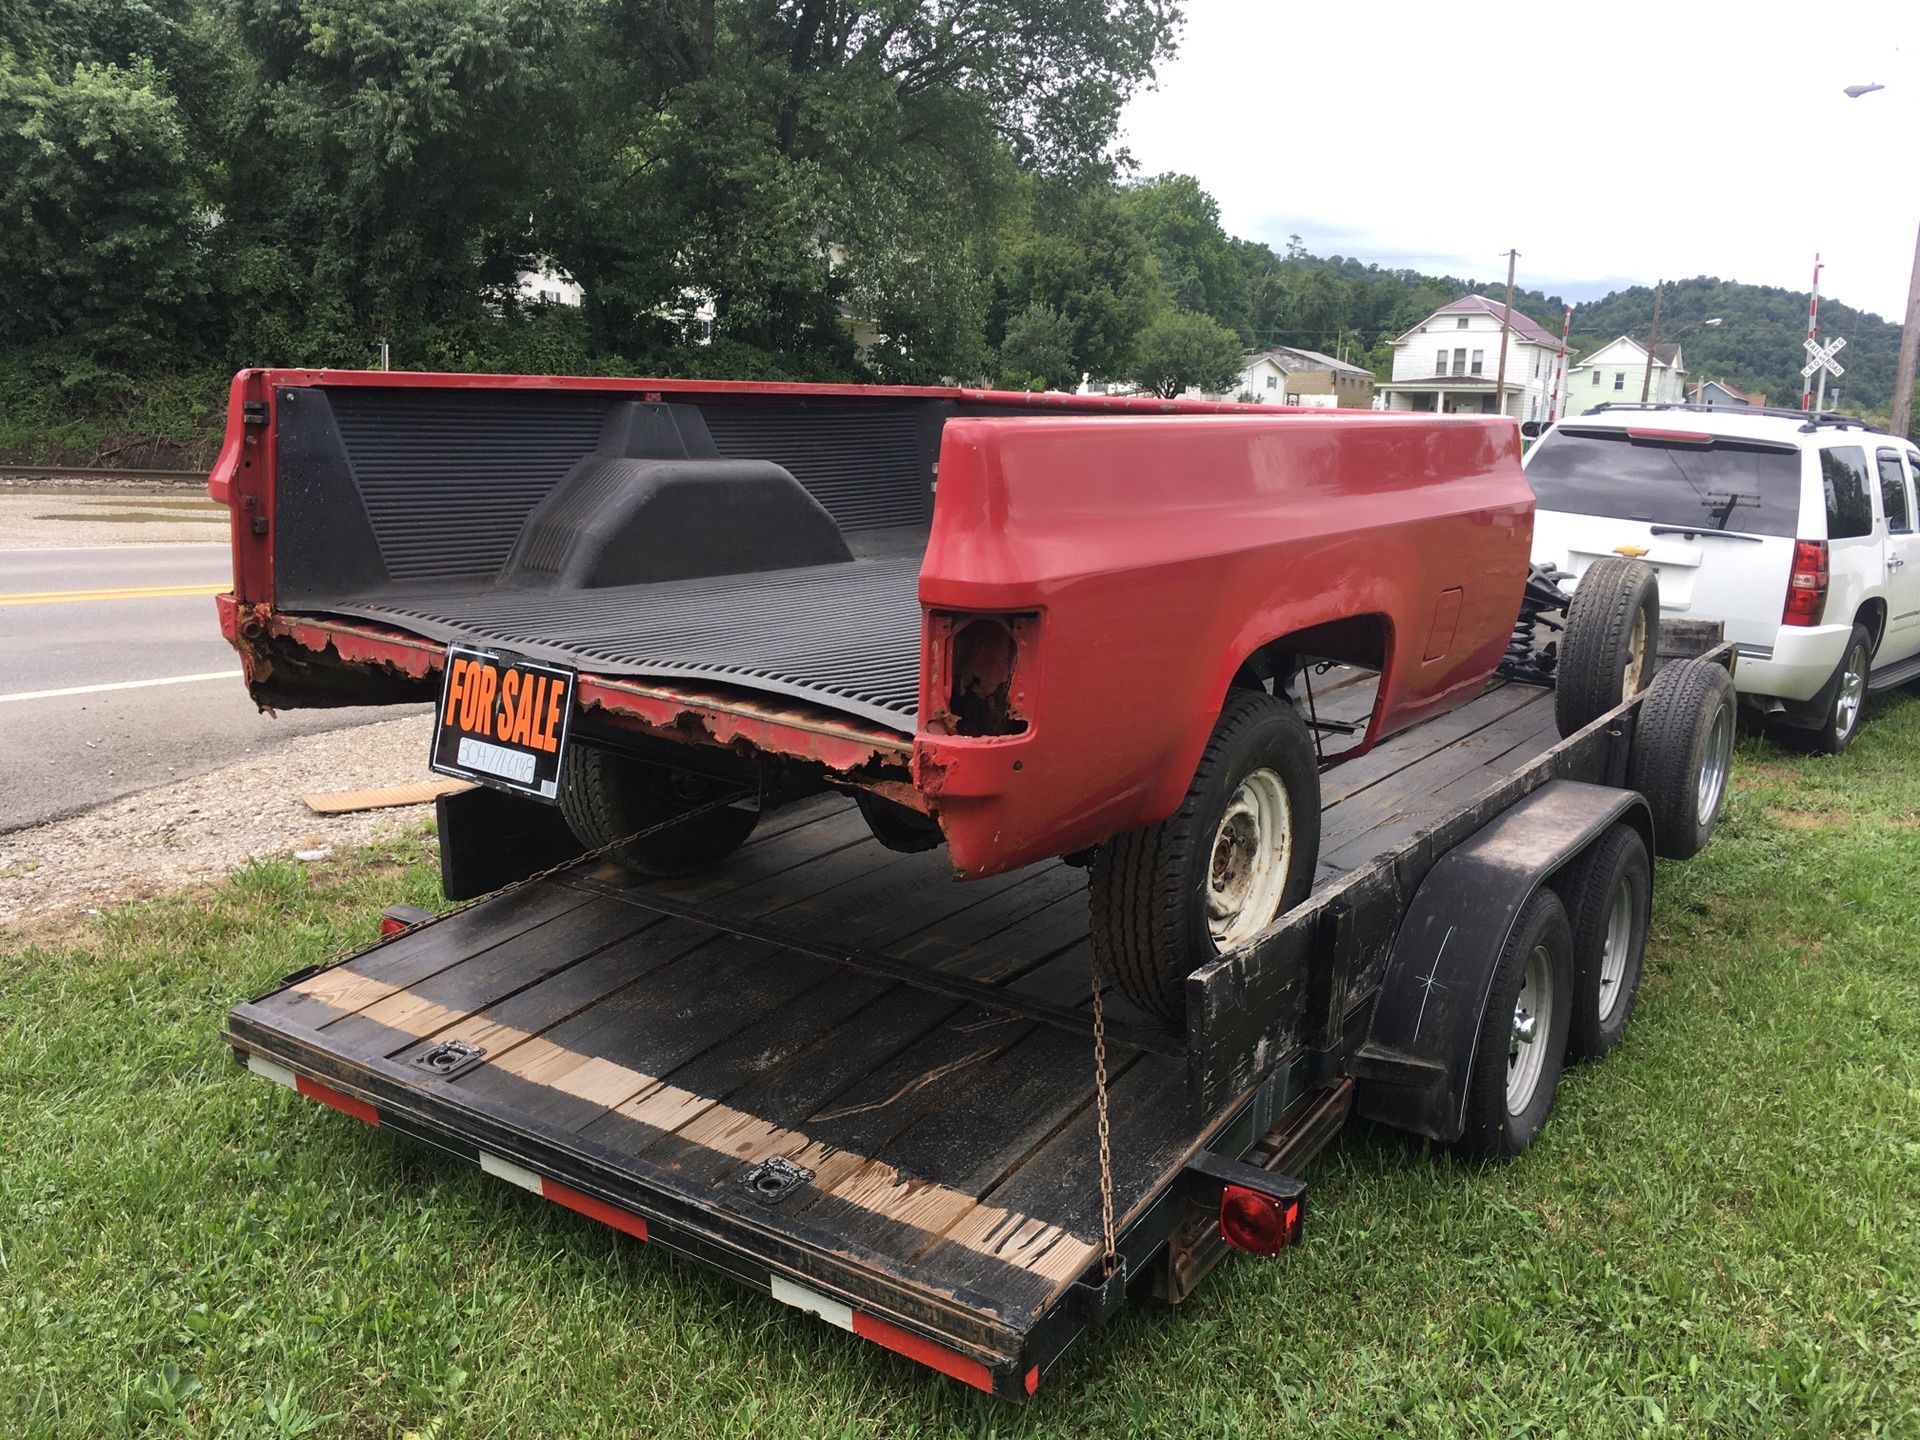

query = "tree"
[
  {"left": 997, "top": 301, "right": 1076, "bottom": 389},
  {"left": 994, "top": 182, "right": 1163, "bottom": 380},
  {"left": 1131, "top": 308, "right": 1242, "bottom": 398},
  {"left": 0, "top": 59, "right": 204, "bottom": 372},
  {"left": 544, "top": 0, "right": 1179, "bottom": 375},
  {"left": 218, "top": 0, "right": 571, "bottom": 362},
  {"left": 1120, "top": 172, "right": 1245, "bottom": 336}
]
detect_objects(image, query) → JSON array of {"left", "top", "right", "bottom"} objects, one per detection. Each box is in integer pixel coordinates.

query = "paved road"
[{"left": 1, "top": 542, "right": 424, "bottom": 832}]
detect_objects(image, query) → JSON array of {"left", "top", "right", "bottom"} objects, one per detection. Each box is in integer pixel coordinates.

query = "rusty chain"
[{"left": 1087, "top": 945, "right": 1119, "bottom": 1277}]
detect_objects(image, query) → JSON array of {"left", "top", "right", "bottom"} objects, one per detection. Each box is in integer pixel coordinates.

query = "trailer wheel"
[
  {"left": 1627, "top": 659, "right": 1736, "bottom": 860},
  {"left": 1089, "top": 691, "right": 1321, "bottom": 1025},
  {"left": 558, "top": 747, "right": 757, "bottom": 876},
  {"left": 1555, "top": 557, "right": 1660, "bottom": 738},
  {"left": 1456, "top": 889, "right": 1573, "bottom": 1160},
  {"left": 1556, "top": 823, "right": 1650, "bottom": 1062}
]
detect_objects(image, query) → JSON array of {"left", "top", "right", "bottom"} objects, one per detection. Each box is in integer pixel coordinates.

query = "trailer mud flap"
[{"left": 1350, "top": 780, "right": 1652, "bottom": 1142}]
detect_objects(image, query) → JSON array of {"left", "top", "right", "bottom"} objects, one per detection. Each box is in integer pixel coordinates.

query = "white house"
[
  {"left": 1565, "top": 337, "right": 1688, "bottom": 411},
  {"left": 1377, "top": 295, "right": 1563, "bottom": 420},
  {"left": 515, "top": 257, "right": 584, "bottom": 308},
  {"left": 1224, "top": 346, "right": 1376, "bottom": 408}
]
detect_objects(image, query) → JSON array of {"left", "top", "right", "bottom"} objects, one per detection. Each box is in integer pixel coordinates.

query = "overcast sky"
[{"left": 1118, "top": 0, "right": 1918, "bottom": 321}]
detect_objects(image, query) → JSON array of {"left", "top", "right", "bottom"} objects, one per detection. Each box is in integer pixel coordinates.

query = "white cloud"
[{"left": 1119, "top": 0, "right": 1919, "bottom": 320}]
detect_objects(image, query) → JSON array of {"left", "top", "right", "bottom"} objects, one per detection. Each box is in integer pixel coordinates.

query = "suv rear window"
[
  {"left": 1525, "top": 427, "right": 1801, "bottom": 536},
  {"left": 1821, "top": 446, "right": 1875, "bottom": 539}
]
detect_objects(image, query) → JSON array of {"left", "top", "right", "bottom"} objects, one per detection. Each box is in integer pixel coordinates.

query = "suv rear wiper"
[{"left": 1648, "top": 523, "right": 1763, "bottom": 542}]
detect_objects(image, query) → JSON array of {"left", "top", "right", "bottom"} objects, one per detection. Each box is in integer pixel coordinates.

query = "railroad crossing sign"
[{"left": 1803, "top": 334, "right": 1846, "bottom": 380}]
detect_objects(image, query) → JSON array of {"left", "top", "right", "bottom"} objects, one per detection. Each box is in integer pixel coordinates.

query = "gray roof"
[{"left": 1244, "top": 345, "right": 1373, "bottom": 377}]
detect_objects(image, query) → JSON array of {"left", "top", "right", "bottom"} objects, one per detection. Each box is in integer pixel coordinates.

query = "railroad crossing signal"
[{"left": 1802, "top": 335, "right": 1846, "bottom": 380}]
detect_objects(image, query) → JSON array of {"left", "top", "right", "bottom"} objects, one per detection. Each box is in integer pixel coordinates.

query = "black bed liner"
[
  {"left": 328, "top": 530, "right": 928, "bottom": 731},
  {"left": 227, "top": 675, "right": 1578, "bottom": 1392}
]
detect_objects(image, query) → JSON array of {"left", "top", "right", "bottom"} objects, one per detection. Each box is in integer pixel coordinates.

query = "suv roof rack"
[{"left": 1573, "top": 402, "right": 1882, "bottom": 435}]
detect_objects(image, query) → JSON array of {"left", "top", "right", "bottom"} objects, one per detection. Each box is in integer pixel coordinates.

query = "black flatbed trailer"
[{"left": 224, "top": 646, "right": 1734, "bottom": 1400}]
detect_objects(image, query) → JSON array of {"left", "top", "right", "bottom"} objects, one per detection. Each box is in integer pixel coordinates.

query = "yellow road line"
[{"left": 0, "top": 582, "right": 227, "bottom": 607}]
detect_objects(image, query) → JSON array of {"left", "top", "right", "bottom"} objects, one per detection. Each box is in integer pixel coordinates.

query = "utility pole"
[
  {"left": 1640, "top": 281, "right": 1663, "bottom": 402},
  {"left": 1493, "top": 249, "right": 1518, "bottom": 420},
  {"left": 1893, "top": 222, "right": 1920, "bottom": 439},
  {"left": 1548, "top": 303, "right": 1571, "bottom": 422},
  {"left": 1801, "top": 253, "right": 1823, "bottom": 410}
]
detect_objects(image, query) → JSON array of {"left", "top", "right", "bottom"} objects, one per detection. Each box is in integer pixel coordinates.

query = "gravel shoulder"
[
  {"left": 0, "top": 487, "right": 227, "bottom": 549},
  {"left": 0, "top": 713, "right": 441, "bottom": 939}
]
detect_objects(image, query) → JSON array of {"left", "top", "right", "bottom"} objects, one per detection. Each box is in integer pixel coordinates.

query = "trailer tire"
[
  {"left": 1456, "top": 888, "right": 1573, "bottom": 1160},
  {"left": 1628, "top": 659, "right": 1736, "bottom": 860},
  {"left": 1556, "top": 823, "right": 1650, "bottom": 1062},
  {"left": 1555, "top": 557, "right": 1659, "bottom": 738},
  {"left": 558, "top": 746, "right": 758, "bottom": 876},
  {"left": 1089, "top": 691, "right": 1320, "bottom": 1026}
]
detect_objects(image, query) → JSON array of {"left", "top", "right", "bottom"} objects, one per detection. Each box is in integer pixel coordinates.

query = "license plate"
[{"left": 430, "top": 644, "right": 576, "bottom": 801}]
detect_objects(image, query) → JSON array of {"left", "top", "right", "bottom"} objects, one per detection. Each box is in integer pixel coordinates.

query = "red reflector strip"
[
  {"left": 850, "top": 1310, "right": 994, "bottom": 1394},
  {"left": 295, "top": 1074, "right": 379, "bottom": 1126},
  {"left": 541, "top": 1177, "right": 649, "bottom": 1242}
]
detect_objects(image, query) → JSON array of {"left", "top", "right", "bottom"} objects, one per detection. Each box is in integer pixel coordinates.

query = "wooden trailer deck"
[{"left": 225, "top": 675, "right": 1563, "bottom": 1388}]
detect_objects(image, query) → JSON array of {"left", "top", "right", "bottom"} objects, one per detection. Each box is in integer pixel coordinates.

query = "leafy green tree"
[
  {"left": 1131, "top": 308, "right": 1242, "bottom": 397},
  {"left": 544, "top": 0, "right": 1176, "bottom": 377},
  {"left": 218, "top": 0, "right": 570, "bottom": 362},
  {"left": 994, "top": 182, "right": 1162, "bottom": 380},
  {"left": 0, "top": 59, "right": 204, "bottom": 375},
  {"left": 997, "top": 300, "right": 1077, "bottom": 389},
  {"left": 1120, "top": 172, "right": 1245, "bottom": 336}
]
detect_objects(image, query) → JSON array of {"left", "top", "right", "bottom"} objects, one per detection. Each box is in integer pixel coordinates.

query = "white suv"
[{"left": 1525, "top": 404, "right": 1920, "bottom": 753}]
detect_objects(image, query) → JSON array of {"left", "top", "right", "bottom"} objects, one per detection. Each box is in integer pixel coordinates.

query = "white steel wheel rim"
[
  {"left": 1206, "top": 768, "right": 1293, "bottom": 950},
  {"left": 1597, "top": 884, "right": 1634, "bottom": 1024},
  {"left": 1621, "top": 609, "right": 1649, "bottom": 701},
  {"left": 1835, "top": 643, "right": 1867, "bottom": 738},
  {"left": 1697, "top": 703, "right": 1732, "bottom": 822},
  {"left": 1507, "top": 944, "right": 1555, "bottom": 1115}
]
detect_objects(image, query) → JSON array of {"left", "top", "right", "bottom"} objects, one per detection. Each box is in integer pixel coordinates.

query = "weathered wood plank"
[{"left": 1318, "top": 681, "right": 1538, "bottom": 806}]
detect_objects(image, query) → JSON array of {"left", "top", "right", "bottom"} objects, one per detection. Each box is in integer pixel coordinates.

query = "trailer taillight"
[
  {"left": 378, "top": 904, "right": 434, "bottom": 939},
  {"left": 1219, "top": 1184, "right": 1302, "bottom": 1256},
  {"left": 1783, "top": 540, "right": 1829, "bottom": 627}
]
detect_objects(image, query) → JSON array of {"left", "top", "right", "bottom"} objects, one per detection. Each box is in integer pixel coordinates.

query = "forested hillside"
[
  {"left": 2, "top": 0, "right": 1910, "bottom": 463},
  {"left": 1564, "top": 277, "right": 1902, "bottom": 415}
]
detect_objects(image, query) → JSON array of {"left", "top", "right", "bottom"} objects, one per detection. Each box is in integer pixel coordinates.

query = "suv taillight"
[{"left": 1783, "top": 539, "right": 1829, "bottom": 627}]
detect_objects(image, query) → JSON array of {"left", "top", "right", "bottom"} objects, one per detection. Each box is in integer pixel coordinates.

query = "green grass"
[{"left": 4, "top": 703, "right": 1919, "bottom": 1438}]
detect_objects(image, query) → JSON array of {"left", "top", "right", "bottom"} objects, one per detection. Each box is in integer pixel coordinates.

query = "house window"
[
  {"left": 1456, "top": 317, "right": 1469, "bottom": 329},
  {"left": 1453, "top": 347, "right": 1467, "bottom": 375},
  {"left": 1266, "top": 375, "right": 1278, "bottom": 389},
  {"left": 1590, "top": 371, "right": 1600, "bottom": 386},
  {"left": 1613, "top": 372, "right": 1625, "bottom": 391},
  {"left": 1436, "top": 349, "right": 1447, "bottom": 375},
  {"left": 1471, "top": 349, "right": 1484, "bottom": 376}
]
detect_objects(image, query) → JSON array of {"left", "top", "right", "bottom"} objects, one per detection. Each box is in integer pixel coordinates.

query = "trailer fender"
[{"left": 1350, "top": 779, "right": 1653, "bottom": 1142}]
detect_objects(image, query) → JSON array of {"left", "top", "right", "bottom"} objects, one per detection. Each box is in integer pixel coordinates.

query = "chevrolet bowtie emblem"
[{"left": 1612, "top": 544, "right": 1650, "bottom": 558}]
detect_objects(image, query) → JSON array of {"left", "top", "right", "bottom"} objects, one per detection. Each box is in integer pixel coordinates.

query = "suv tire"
[
  {"left": 559, "top": 746, "right": 758, "bottom": 876},
  {"left": 1767, "top": 622, "right": 1872, "bottom": 756},
  {"left": 1628, "top": 659, "right": 1736, "bottom": 860},
  {"left": 1556, "top": 557, "right": 1660, "bottom": 738},
  {"left": 1089, "top": 690, "right": 1321, "bottom": 1026}
]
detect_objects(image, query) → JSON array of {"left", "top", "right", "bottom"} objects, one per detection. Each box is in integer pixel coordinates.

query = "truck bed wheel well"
[{"left": 1230, "top": 615, "right": 1389, "bottom": 697}]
